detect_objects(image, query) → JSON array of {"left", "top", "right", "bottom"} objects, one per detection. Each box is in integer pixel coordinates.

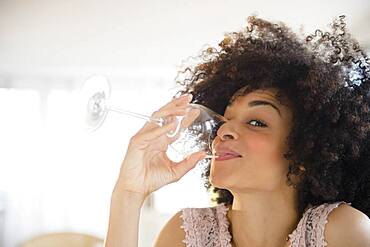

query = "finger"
[
  {"left": 135, "top": 120, "right": 178, "bottom": 144},
  {"left": 165, "top": 93, "right": 193, "bottom": 108},
  {"left": 152, "top": 106, "right": 188, "bottom": 120},
  {"left": 137, "top": 106, "right": 188, "bottom": 135},
  {"left": 171, "top": 151, "right": 207, "bottom": 180},
  {"left": 179, "top": 108, "right": 200, "bottom": 130},
  {"left": 166, "top": 108, "right": 201, "bottom": 145},
  {"left": 152, "top": 94, "right": 192, "bottom": 117},
  {"left": 138, "top": 94, "right": 192, "bottom": 132}
]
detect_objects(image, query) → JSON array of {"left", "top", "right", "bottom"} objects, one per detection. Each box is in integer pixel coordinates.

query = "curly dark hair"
[{"left": 174, "top": 15, "right": 370, "bottom": 218}]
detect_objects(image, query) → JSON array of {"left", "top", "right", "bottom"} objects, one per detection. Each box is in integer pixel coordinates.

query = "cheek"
[
  {"left": 242, "top": 133, "right": 288, "bottom": 170},
  {"left": 242, "top": 132, "right": 274, "bottom": 154}
]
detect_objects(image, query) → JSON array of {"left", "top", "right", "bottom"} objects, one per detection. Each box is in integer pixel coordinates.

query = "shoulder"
[
  {"left": 153, "top": 210, "right": 186, "bottom": 247},
  {"left": 153, "top": 204, "right": 227, "bottom": 247},
  {"left": 325, "top": 203, "right": 370, "bottom": 247}
]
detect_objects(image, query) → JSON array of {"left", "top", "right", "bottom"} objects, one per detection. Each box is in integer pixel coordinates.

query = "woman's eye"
[{"left": 248, "top": 119, "right": 267, "bottom": 127}]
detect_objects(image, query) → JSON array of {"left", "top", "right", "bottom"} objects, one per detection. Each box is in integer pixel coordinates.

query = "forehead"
[
  {"left": 225, "top": 88, "right": 292, "bottom": 117},
  {"left": 228, "top": 88, "right": 281, "bottom": 106}
]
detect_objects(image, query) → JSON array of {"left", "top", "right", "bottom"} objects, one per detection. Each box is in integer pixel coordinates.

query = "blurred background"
[{"left": 0, "top": 0, "right": 369, "bottom": 246}]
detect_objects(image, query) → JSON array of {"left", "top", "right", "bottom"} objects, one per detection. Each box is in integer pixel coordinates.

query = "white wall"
[{"left": 0, "top": 0, "right": 369, "bottom": 73}]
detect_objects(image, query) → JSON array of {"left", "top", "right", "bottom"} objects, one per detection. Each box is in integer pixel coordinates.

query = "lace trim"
[
  {"left": 180, "top": 203, "right": 232, "bottom": 247},
  {"left": 288, "top": 201, "right": 351, "bottom": 247},
  {"left": 181, "top": 201, "right": 350, "bottom": 247}
]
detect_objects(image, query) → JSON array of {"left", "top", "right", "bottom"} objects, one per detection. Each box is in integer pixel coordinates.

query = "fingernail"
[
  {"left": 184, "top": 154, "right": 191, "bottom": 161},
  {"left": 186, "top": 94, "right": 193, "bottom": 103},
  {"left": 181, "top": 93, "right": 193, "bottom": 101}
]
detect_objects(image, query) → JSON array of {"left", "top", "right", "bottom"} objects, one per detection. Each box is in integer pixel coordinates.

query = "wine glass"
[{"left": 79, "top": 75, "right": 226, "bottom": 160}]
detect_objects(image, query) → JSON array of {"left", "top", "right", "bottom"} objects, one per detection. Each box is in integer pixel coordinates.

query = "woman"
[{"left": 104, "top": 16, "right": 370, "bottom": 246}]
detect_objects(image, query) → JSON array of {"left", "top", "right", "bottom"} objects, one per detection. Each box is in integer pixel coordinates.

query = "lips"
[{"left": 214, "top": 146, "right": 242, "bottom": 161}]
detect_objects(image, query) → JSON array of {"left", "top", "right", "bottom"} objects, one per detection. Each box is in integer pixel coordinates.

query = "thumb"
[{"left": 172, "top": 151, "right": 207, "bottom": 180}]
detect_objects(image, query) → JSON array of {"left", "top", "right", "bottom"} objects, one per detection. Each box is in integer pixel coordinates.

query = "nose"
[
  {"left": 216, "top": 120, "right": 239, "bottom": 141},
  {"left": 211, "top": 120, "right": 239, "bottom": 151}
]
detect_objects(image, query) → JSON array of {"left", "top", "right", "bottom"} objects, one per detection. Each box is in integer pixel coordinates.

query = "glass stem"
[
  {"left": 107, "top": 106, "right": 164, "bottom": 126},
  {"left": 107, "top": 105, "right": 218, "bottom": 160}
]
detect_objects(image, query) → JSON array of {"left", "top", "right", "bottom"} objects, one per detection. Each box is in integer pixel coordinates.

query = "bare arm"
[{"left": 104, "top": 189, "right": 146, "bottom": 247}]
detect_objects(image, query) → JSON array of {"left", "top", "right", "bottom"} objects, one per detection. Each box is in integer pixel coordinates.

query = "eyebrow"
[{"left": 248, "top": 100, "right": 282, "bottom": 117}]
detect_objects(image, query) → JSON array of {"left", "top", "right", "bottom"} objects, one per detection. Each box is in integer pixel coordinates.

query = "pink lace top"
[{"left": 180, "top": 201, "right": 350, "bottom": 247}]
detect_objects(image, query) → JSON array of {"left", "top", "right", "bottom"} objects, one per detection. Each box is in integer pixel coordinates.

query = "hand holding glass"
[{"left": 80, "top": 75, "right": 226, "bottom": 160}]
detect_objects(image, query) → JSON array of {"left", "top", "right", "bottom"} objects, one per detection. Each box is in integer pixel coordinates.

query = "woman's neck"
[{"left": 226, "top": 187, "right": 299, "bottom": 247}]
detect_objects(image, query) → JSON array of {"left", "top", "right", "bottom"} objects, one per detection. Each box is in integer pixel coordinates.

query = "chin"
[
  {"left": 209, "top": 162, "right": 236, "bottom": 188},
  {"left": 209, "top": 173, "right": 231, "bottom": 190}
]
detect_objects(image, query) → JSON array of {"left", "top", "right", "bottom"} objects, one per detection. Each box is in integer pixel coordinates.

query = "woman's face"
[{"left": 210, "top": 88, "right": 294, "bottom": 193}]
